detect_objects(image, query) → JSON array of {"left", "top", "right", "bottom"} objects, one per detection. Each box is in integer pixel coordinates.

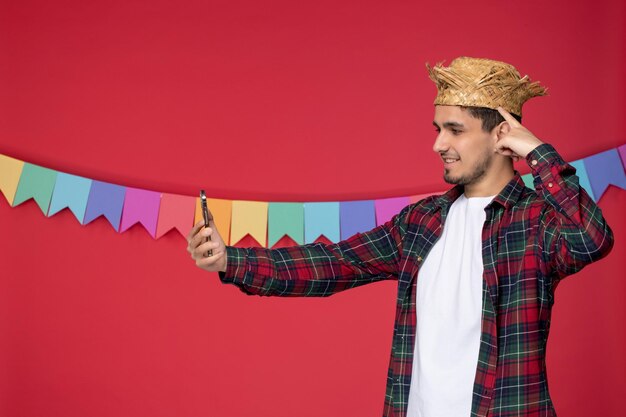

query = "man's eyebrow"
[{"left": 433, "top": 121, "right": 465, "bottom": 129}]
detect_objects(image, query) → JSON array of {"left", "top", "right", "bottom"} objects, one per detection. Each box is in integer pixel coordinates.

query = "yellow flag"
[
  {"left": 0, "top": 154, "right": 25, "bottom": 205},
  {"left": 230, "top": 200, "right": 268, "bottom": 247}
]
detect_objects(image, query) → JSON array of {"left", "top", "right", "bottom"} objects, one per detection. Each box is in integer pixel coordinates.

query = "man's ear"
[{"left": 495, "top": 121, "right": 510, "bottom": 141}]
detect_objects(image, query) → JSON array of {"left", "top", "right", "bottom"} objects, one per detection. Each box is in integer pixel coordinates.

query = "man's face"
[{"left": 432, "top": 105, "right": 496, "bottom": 186}]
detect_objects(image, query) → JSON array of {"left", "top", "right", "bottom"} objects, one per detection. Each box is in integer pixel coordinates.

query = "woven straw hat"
[{"left": 426, "top": 57, "right": 546, "bottom": 117}]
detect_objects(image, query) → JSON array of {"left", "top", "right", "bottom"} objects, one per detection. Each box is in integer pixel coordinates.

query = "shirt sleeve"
[
  {"left": 217, "top": 204, "right": 412, "bottom": 297},
  {"left": 527, "top": 143, "right": 614, "bottom": 280}
]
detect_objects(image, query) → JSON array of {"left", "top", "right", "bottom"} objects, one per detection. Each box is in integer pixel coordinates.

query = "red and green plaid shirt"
[{"left": 219, "top": 144, "right": 613, "bottom": 416}]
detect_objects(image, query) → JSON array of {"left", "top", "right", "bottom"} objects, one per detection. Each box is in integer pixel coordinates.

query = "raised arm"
[
  {"left": 494, "top": 107, "right": 614, "bottom": 280},
  {"left": 528, "top": 144, "right": 614, "bottom": 279}
]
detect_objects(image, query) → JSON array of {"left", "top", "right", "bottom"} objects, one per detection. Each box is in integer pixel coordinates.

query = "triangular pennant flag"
[
  {"left": 119, "top": 188, "right": 161, "bottom": 238},
  {"left": 0, "top": 154, "right": 25, "bottom": 205},
  {"left": 569, "top": 160, "right": 595, "bottom": 201},
  {"left": 156, "top": 193, "right": 196, "bottom": 238},
  {"left": 340, "top": 200, "right": 376, "bottom": 240},
  {"left": 375, "top": 197, "right": 410, "bottom": 225},
  {"left": 194, "top": 197, "right": 233, "bottom": 244},
  {"left": 83, "top": 181, "right": 126, "bottom": 230},
  {"left": 304, "top": 202, "right": 340, "bottom": 244},
  {"left": 48, "top": 173, "right": 93, "bottom": 223},
  {"left": 12, "top": 163, "right": 58, "bottom": 214},
  {"left": 230, "top": 201, "right": 268, "bottom": 246},
  {"left": 521, "top": 173, "right": 534, "bottom": 190},
  {"left": 583, "top": 148, "right": 626, "bottom": 200},
  {"left": 268, "top": 202, "right": 304, "bottom": 248}
]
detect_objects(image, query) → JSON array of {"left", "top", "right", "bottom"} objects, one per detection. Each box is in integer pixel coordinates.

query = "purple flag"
[
  {"left": 618, "top": 144, "right": 626, "bottom": 170},
  {"left": 119, "top": 188, "right": 161, "bottom": 238},
  {"left": 340, "top": 200, "right": 376, "bottom": 240},
  {"left": 583, "top": 148, "right": 626, "bottom": 200},
  {"left": 83, "top": 181, "right": 126, "bottom": 230}
]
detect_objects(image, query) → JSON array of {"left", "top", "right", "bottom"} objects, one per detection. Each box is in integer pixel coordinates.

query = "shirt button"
[
  {"left": 531, "top": 159, "right": 538, "bottom": 166},
  {"left": 417, "top": 256, "right": 423, "bottom": 262},
  {"left": 548, "top": 182, "right": 553, "bottom": 188}
]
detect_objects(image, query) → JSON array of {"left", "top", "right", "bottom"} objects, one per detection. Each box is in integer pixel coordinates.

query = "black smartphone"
[{"left": 200, "top": 190, "right": 213, "bottom": 257}]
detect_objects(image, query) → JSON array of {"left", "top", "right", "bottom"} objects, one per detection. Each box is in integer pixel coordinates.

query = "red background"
[{"left": 1, "top": 1, "right": 624, "bottom": 416}]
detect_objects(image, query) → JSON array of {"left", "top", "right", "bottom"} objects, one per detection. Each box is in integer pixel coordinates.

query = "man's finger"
[
  {"left": 194, "top": 240, "right": 219, "bottom": 259},
  {"left": 497, "top": 107, "right": 521, "bottom": 127},
  {"left": 187, "top": 221, "right": 205, "bottom": 242},
  {"left": 195, "top": 250, "right": 225, "bottom": 268},
  {"left": 190, "top": 227, "right": 213, "bottom": 252}
]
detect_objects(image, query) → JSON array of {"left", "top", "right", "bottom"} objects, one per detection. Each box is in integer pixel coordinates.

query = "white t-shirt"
[{"left": 406, "top": 194, "right": 495, "bottom": 417}]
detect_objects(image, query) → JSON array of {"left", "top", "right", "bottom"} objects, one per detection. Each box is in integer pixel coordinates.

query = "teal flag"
[
  {"left": 524, "top": 159, "right": 598, "bottom": 201},
  {"left": 521, "top": 173, "right": 534, "bottom": 189},
  {"left": 48, "top": 173, "right": 93, "bottom": 222},
  {"left": 12, "top": 163, "right": 58, "bottom": 214},
  {"left": 268, "top": 202, "right": 304, "bottom": 247}
]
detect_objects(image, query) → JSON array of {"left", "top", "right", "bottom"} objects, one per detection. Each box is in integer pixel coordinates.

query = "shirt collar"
[{"left": 432, "top": 172, "right": 527, "bottom": 211}]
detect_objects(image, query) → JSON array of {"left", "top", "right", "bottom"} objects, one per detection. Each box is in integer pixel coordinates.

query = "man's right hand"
[{"left": 187, "top": 220, "right": 228, "bottom": 273}]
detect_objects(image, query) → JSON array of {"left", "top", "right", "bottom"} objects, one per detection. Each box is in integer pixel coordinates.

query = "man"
[{"left": 186, "top": 57, "right": 614, "bottom": 417}]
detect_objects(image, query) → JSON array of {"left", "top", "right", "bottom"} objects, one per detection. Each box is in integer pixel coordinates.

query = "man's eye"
[{"left": 451, "top": 129, "right": 462, "bottom": 135}]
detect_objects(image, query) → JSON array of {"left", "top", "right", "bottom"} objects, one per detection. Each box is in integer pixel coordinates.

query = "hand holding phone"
[{"left": 200, "top": 190, "right": 213, "bottom": 257}]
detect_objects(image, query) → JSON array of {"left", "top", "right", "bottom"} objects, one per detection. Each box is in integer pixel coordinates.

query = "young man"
[{"left": 186, "top": 57, "right": 614, "bottom": 417}]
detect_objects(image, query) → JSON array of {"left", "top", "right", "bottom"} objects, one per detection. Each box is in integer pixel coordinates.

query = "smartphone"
[{"left": 200, "top": 190, "right": 213, "bottom": 257}]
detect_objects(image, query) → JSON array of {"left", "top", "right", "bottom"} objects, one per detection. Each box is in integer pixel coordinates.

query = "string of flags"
[{"left": 1, "top": 145, "right": 624, "bottom": 247}]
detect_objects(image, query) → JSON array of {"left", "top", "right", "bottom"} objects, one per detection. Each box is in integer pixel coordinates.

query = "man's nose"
[{"left": 432, "top": 132, "right": 449, "bottom": 153}]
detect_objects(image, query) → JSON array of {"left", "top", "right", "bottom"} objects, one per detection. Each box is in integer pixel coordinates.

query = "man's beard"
[{"left": 443, "top": 150, "right": 493, "bottom": 186}]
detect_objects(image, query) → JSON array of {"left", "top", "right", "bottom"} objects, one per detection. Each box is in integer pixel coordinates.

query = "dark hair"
[{"left": 460, "top": 106, "right": 522, "bottom": 132}]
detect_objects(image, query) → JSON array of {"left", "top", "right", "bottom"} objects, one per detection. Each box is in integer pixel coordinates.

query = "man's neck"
[{"left": 463, "top": 168, "right": 515, "bottom": 198}]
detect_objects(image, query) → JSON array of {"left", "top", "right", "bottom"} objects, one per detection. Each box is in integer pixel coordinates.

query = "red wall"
[{"left": 1, "top": 1, "right": 624, "bottom": 416}]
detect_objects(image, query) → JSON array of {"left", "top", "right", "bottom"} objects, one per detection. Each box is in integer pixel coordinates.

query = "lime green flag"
[
  {"left": 13, "top": 163, "right": 58, "bottom": 214},
  {"left": 268, "top": 202, "right": 304, "bottom": 247}
]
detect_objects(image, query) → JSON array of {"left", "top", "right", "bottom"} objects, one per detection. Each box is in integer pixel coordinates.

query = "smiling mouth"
[{"left": 442, "top": 157, "right": 460, "bottom": 166}]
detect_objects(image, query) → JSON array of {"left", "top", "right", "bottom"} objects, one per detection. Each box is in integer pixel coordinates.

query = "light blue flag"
[
  {"left": 48, "top": 173, "right": 93, "bottom": 223},
  {"left": 340, "top": 200, "right": 376, "bottom": 241},
  {"left": 12, "top": 163, "right": 58, "bottom": 214},
  {"left": 583, "top": 148, "right": 626, "bottom": 200},
  {"left": 304, "top": 202, "right": 340, "bottom": 243},
  {"left": 569, "top": 159, "right": 595, "bottom": 201}
]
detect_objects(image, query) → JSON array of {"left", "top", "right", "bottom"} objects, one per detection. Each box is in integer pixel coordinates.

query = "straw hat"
[{"left": 426, "top": 57, "right": 547, "bottom": 117}]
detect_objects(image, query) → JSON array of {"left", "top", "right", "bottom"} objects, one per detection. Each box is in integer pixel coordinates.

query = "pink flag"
[
  {"left": 119, "top": 188, "right": 161, "bottom": 238},
  {"left": 375, "top": 197, "right": 410, "bottom": 226}
]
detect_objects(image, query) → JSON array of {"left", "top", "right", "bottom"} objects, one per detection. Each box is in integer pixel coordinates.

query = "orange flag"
[{"left": 195, "top": 197, "right": 232, "bottom": 244}]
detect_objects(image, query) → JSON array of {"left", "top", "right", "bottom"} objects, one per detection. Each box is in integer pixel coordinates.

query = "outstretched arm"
[{"left": 188, "top": 205, "right": 412, "bottom": 297}]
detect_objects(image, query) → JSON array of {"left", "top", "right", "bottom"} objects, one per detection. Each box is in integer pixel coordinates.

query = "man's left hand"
[{"left": 494, "top": 107, "right": 544, "bottom": 162}]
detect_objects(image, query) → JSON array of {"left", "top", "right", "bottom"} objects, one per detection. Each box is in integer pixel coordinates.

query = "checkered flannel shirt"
[{"left": 219, "top": 143, "right": 614, "bottom": 416}]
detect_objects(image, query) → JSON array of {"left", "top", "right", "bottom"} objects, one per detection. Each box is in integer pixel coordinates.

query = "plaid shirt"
[{"left": 219, "top": 144, "right": 613, "bottom": 417}]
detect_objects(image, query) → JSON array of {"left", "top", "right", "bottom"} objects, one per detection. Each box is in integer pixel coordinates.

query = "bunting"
[{"left": 1, "top": 144, "right": 624, "bottom": 246}]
